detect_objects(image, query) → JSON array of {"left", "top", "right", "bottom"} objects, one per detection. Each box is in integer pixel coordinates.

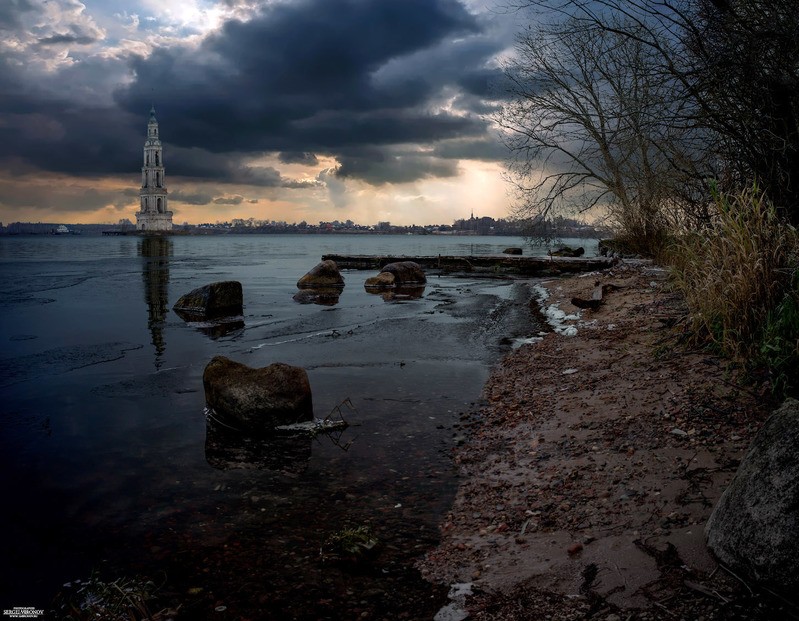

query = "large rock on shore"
[
  {"left": 503, "top": 247, "right": 523, "bottom": 255},
  {"left": 705, "top": 398, "right": 799, "bottom": 587},
  {"left": 551, "top": 246, "right": 585, "bottom": 257},
  {"left": 365, "top": 261, "right": 426, "bottom": 289},
  {"left": 297, "top": 260, "right": 345, "bottom": 289},
  {"left": 203, "top": 356, "right": 313, "bottom": 433},
  {"left": 173, "top": 281, "right": 243, "bottom": 318}
]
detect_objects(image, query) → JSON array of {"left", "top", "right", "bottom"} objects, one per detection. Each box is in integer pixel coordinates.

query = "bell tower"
[{"left": 136, "top": 106, "right": 173, "bottom": 231}]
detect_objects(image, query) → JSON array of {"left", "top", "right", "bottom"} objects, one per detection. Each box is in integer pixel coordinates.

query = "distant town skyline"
[{"left": 0, "top": 0, "right": 523, "bottom": 226}]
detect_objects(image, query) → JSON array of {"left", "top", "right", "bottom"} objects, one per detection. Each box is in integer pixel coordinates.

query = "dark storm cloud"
[
  {"left": 0, "top": 177, "right": 129, "bottom": 212},
  {"left": 335, "top": 148, "right": 460, "bottom": 185},
  {"left": 0, "top": 0, "right": 34, "bottom": 29},
  {"left": 114, "top": 0, "right": 504, "bottom": 182},
  {"left": 213, "top": 195, "right": 244, "bottom": 205},
  {"left": 0, "top": 0, "right": 514, "bottom": 188},
  {"left": 434, "top": 137, "right": 508, "bottom": 161},
  {"left": 118, "top": 0, "right": 482, "bottom": 148},
  {"left": 38, "top": 24, "right": 101, "bottom": 46},
  {"left": 278, "top": 152, "right": 319, "bottom": 166},
  {"left": 168, "top": 146, "right": 318, "bottom": 188},
  {"left": 169, "top": 189, "right": 215, "bottom": 205},
  {"left": 458, "top": 67, "right": 510, "bottom": 99},
  {"left": 0, "top": 102, "right": 142, "bottom": 175}
]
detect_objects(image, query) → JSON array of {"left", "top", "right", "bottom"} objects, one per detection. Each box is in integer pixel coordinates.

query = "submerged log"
[
  {"left": 321, "top": 254, "right": 615, "bottom": 276},
  {"left": 551, "top": 246, "right": 585, "bottom": 257}
]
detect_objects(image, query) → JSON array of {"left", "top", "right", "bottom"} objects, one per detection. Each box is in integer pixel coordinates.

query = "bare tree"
[
  {"left": 499, "top": 14, "right": 710, "bottom": 252},
  {"left": 692, "top": 0, "right": 799, "bottom": 222},
  {"left": 506, "top": 0, "right": 799, "bottom": 226}
]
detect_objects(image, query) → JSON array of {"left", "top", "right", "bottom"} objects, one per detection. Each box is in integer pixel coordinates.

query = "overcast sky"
[{"left": 0, "top": 0, "right": 522, "bottom": 225}]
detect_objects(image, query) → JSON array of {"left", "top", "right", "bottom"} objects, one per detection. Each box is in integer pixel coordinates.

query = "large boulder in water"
[
  {"left": 203, "top": 356, "right": 313, "bottom": 433},
  {"left": 365, "top": 261, "right": 426, "bottom": 290},
  {"left": 173, "top": 281, "right": 243, "bottom": 319},
  {"left": 705, "top": 398, "right": 799, "bottom": 587},
  {"left": 382, "top": 261, "right": 426, "bottom": 285},
  {"left": 297, "top": 260, "right": 345, "bottom": 289},
  {"left": 503, "top": 247, "right": 523, "bottom": 255}
]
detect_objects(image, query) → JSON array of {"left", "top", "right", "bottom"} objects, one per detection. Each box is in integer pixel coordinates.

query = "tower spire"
[{"left": 136, "top": 107, "right": 173, "bottom": 232}]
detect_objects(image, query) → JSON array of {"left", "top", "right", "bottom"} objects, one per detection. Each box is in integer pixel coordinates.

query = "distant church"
[{"left": 136, "top": 107, "right": 173, "bottom": 231}]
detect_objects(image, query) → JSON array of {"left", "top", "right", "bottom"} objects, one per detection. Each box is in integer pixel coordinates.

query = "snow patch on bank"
[
  {"left": 434, "top": 582, "right": 473, "bottom": 621},
  {"left": 533, "top": 283, "right": 581, "bottom": 336}
]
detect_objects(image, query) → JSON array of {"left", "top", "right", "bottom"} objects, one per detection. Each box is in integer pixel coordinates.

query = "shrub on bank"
[{"left": 667, "top": 185, "right": 799, "bottom": 395}]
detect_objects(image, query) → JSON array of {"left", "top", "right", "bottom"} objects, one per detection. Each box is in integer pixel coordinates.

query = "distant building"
[{"left": 136, "top": 107, "right": 173, "bottom": 231}]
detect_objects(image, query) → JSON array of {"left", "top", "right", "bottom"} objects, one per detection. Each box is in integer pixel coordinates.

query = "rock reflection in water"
[
  {"left": 292, "top": 287, "right": 342, "bottom": 306},
  {"left": 139, "top": 236, "right": 172, "bottom": 368},
  {"left": 366, "top": 285, "right": 425, "bottom": 302},
  {"left": 204, "top": 414, "right": 311, "bottom": 473},
  {"left": 171, "top": 310, "right": 245, "bottom": 338}
]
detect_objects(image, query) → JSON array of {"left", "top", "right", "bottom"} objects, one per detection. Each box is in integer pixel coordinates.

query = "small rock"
[
  {"left": 670, "top": 428, "right": 688, "bottom": 437},
  {"left": 567, "top": 542, "right": 584, "bottom": 555}
]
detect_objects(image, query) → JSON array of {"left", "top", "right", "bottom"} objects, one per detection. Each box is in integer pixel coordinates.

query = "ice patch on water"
[{"left": 1, "top": 342, "right": 143, "bottom": 388}]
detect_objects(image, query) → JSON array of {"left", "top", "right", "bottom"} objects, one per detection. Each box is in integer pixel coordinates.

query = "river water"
[{"left": 0, "top": 234, "right": 595, "bottom": 619}]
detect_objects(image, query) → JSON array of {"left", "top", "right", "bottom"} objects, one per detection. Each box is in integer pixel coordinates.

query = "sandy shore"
[{"left": 419, "top": 262, "right": 789, "bottom": 620}]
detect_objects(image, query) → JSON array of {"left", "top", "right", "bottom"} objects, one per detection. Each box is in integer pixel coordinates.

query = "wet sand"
[{"left": 421, "top": 262, "right": 790, "bottom": 620}]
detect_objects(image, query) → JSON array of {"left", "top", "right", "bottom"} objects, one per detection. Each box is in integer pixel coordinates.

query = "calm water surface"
[{"left": 0, "top": 234, "right": 593, "bottom": 618}]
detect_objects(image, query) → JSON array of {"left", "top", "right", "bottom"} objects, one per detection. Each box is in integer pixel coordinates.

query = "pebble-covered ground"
[{"left": 420, "top": 262, "right": 796, "bottom": 621}]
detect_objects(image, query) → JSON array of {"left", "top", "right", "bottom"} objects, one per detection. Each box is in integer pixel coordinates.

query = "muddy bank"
[{"left": 420, "top": 263, "right": 793, "bottom": 620}]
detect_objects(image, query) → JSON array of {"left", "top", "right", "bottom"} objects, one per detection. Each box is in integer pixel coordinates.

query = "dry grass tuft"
[{"left": 667, "top": 185, "right": 799, "bottom": 394}]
